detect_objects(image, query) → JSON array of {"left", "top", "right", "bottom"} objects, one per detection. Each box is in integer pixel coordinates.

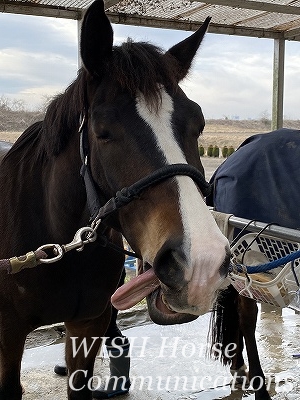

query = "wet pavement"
[{"left": 21, "top": 304, "right": 300, "bottom": 399}]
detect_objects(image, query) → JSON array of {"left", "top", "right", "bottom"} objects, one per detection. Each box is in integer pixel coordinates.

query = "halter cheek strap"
[{"left": 79, "top": 115, "right": 102, "bottom": 220}]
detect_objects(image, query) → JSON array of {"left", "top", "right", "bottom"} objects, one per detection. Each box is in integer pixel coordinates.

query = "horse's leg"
[
  {"left": 65, "top": 306, "right": 112, "bottom": 400},
  {"left": 230, "top": 332, "right": 249, "bottom": 385},
  {"left": 0, "top": 318, "right": 27, "bottom": 400},
  {"left": 238, "top": 296, "right": 271, "bottom": 400}
]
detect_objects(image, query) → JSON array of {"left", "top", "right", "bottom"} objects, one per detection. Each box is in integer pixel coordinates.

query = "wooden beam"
[
  {"left": 210, "top": 21, "right": 283, "bottom": 39},
  {"left": 104, "top": 0, "right": 121, "bottom": 9},
  {"left": 107, "top": 12, "right": 284, "bottom": 39},
  {"left": 197, "top": 0, "right": 300, "bottom": 15},
  {"left": 1, "top": 1, "right": 299, "bottom": 42},
  {"left": 284, "top": 26, "right": 300, "bottom": 40},
  {"left": 0, "top": 3, "right": 81, "bottom": 19},
  {"left": 77, "top": 18, "right": 83, "bottom": 68},
  {"left": 272, "top": 38, "right": 285, "bottom": 130}
]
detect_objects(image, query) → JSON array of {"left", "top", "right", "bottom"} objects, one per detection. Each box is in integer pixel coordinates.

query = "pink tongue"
[{"left": 111, "top": 268, "right": 160, "bottom": 310}]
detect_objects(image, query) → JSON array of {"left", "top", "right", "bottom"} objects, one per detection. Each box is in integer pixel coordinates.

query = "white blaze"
[{"left": 136, "top": 88, "right": 228, "bottom": 312}]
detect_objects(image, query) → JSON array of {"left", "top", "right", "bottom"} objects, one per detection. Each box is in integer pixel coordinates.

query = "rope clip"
[
  {"left": 37, "top": 227, "right": 97, "bottom": 264},
  {"left": 62, "top": 227, "right": 97, "bottom": 253}
]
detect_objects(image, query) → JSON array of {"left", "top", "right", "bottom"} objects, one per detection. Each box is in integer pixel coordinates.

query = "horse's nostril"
[{"left": 153, "top": 238, "right": 186, "bottom": 290}]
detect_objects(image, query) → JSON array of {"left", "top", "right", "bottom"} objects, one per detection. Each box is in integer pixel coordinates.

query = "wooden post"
[
  {"left": 272, "top": 38, "right": 285, "bottom": 130},
  {"left": 77, "top": 16, "right": 83, "bottom": 68}
]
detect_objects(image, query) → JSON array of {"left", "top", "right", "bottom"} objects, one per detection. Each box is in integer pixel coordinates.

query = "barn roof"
[{"left": 2, "top": 0, "right": 300, "bottom": 41}]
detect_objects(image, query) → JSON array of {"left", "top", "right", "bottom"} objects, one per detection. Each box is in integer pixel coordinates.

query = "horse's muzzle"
[
  {"left": 150, "top": 238, "right": 231, "bottom": 321},
  {"left": 111, "top": 241, "right": 230, "bottom": 325}
]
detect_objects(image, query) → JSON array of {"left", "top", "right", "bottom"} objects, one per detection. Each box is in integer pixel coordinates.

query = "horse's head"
[{"left": 80, "top": 0, "right": 230, "bottom": 324}]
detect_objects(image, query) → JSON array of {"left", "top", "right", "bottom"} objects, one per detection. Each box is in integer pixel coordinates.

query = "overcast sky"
[{"left": 0, "top": 12, "right": 299, "bottom": 119}]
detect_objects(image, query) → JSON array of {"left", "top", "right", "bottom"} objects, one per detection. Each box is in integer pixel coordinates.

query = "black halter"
[{"left": 79, "top": 115, "right": 212, "bottom": 228}]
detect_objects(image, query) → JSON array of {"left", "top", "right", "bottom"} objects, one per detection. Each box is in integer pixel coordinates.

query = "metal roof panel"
[{"left": 2, "top": 0, "right": 300, "bottom": 40}]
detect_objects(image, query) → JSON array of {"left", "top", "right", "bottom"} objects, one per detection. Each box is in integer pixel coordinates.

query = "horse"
[
  {"left": 207, "top": 128, "right": 300, "bottom": 400},
  {"left": 0, "top": 1, "right": 230, "bottom": 398}
]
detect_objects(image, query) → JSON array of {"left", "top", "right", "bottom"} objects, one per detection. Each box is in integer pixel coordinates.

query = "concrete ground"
[{"left": 21, "top": 306, "right": 300, "bottom": 400}]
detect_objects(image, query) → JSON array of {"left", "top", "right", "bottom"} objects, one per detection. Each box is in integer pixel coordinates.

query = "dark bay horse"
[
  {"left": 0, "top": 1, "right": 230, "bottom": 398},
  {"left": 208, "top": 128, "right": 300, "bottom": 400}
]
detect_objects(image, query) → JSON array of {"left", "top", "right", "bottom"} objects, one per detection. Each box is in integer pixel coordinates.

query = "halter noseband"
[{"left": 79, "top": 114, "right": 212, "bottom": 228}]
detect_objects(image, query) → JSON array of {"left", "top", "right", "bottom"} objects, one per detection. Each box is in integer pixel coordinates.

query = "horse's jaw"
[{"left": 146, "top": 287, "right": 199, "bottom": 325}]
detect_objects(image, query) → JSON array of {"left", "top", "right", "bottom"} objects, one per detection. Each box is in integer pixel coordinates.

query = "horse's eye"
[{"left": 97, "top": 130, "right": 112, "bottom": 142}]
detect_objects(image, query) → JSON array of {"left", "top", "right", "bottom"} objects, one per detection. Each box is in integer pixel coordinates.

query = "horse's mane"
[
  {"left": 40, "top": 40, "right": 178, "bottom": 157},
  {"left": 40, "top": 71, "right": 87, "bottom": 157}
]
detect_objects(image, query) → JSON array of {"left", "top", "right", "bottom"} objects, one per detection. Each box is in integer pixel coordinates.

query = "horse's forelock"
[{"left": 110, "top": 40, "right": 179, "bottom": 111}]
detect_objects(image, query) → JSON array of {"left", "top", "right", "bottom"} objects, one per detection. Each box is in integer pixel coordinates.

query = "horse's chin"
[{"left": 146, "top": 287, "right": 198, "bottom": 325}]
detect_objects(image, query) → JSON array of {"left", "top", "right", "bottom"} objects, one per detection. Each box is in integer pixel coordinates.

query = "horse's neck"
[
  {"left": 44, "top": 138, "right": 88, "bottom": 243},
  {"left": 0, "top": 135, "right": 87, "bottom": 256}
]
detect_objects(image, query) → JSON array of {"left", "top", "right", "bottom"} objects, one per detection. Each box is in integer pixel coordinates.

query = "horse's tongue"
[{"left": 111, "top": 268, "right": 160, "bottom": 310}]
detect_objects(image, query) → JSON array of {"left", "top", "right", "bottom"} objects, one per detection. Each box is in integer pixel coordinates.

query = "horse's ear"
[
  {"left": 80, "top": 0, "right": 113, "bottom": 77},
  {"left": 166, "top": 17, "right": 211, "bottom": 82}
]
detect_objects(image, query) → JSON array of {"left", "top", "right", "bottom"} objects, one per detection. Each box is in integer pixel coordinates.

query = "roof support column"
[
  {"left": 77, "top": 17, "right": 83, "bottom": 67},
  {"left": 271, "top": 38, "right": 285, "bottom": 130}
]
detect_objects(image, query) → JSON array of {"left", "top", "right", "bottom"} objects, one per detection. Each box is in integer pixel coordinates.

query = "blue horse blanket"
[{"left": 207, "top": 128, "right": 300, "bottom": 230}]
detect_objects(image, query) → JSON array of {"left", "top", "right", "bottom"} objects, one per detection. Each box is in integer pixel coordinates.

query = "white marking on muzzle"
[{"left": 136, "top": 88, "right": 228, "bottom": 313}]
